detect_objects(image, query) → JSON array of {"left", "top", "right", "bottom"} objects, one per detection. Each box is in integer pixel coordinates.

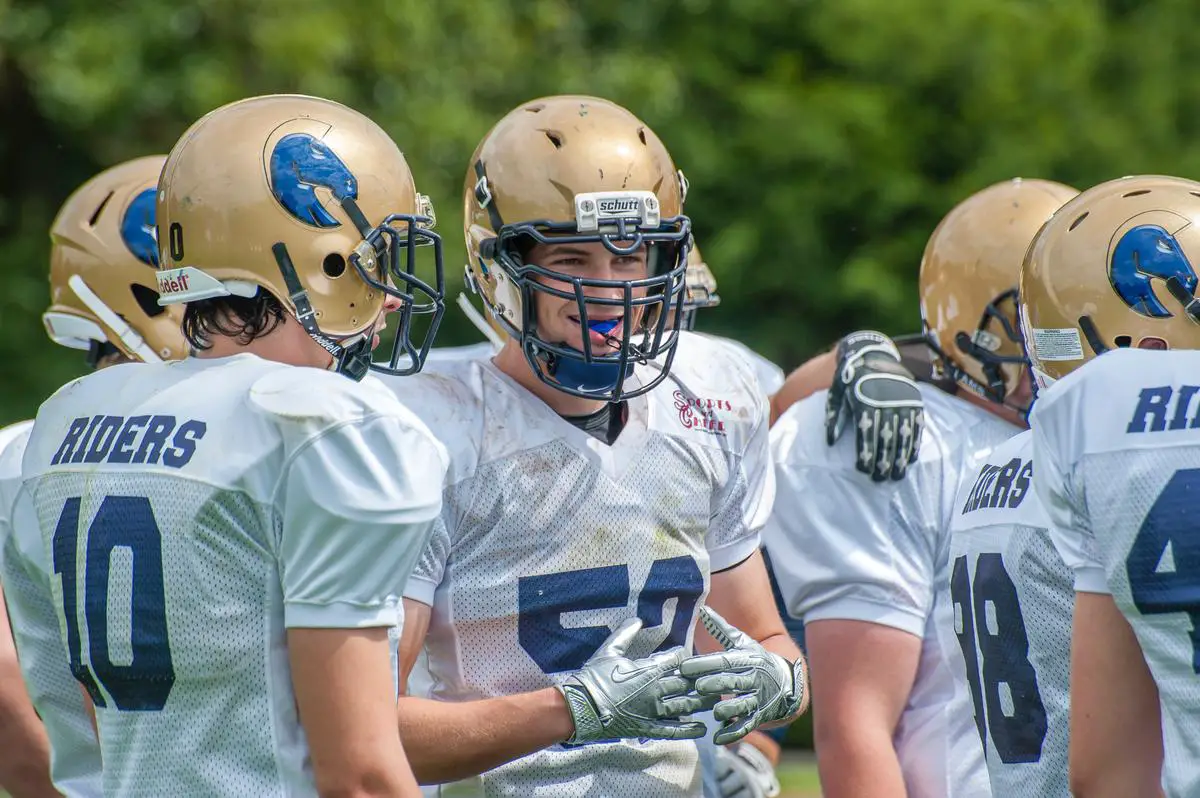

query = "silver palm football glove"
[
  {"left": 713, "top": 742, "right": 782, "bottom": 798},
  {"left": 825, "top": 330, "right": 924, "bottom": 482},
  {"left": 680, "top": 607, "right": 806, "bottom": 745},
  {"left": 559, "top": 617, "right": 715, "bottom": 745}
]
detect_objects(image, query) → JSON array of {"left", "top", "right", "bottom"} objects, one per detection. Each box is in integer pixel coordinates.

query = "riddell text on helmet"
[{"left": 158, "top": 272, "right": 190, "bottom": 295}]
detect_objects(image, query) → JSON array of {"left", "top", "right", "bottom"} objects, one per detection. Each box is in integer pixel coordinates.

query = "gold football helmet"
[
  {"left": 920, "top": 177, "right": 1078, "bottom": 411},
  {"left": 463, "top": 94, "right": 691, "bottom": 400},
  {"left": 1021, "top": 175, "right": 1200, "bottom": 389},
  {"left": 45, "top": 155, "right": 188, "bottom": 364},
  {"left": 679, "top": 244, "right": 720, "bottom": 330},
  {"left": 156, "top": 94, "right": 444, "bottom": 380}
]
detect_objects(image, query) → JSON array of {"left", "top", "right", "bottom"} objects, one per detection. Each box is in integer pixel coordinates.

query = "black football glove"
[{"left": 825, "top": 330, "right": 924, "bottom": 482}]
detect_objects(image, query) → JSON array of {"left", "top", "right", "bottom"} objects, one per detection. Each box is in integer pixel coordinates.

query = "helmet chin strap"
[
  {"left": 68, "top": 275, "right": 162, "bottom": 363},
  {"left": 328, "top": 335, "right": 372, "bottom": 382},
  {"left": 952, "top": 364, "right": 1031, "bottom": 422},
  {"left": 456, "top": 292, "right": 504, "bottom": 350},
  {"left": 273, "top": 242, "right": 373, "bottom": 382}
]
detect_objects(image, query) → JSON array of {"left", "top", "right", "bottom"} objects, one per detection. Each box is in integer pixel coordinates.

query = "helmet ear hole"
[
  {"left": 1114, "top": 334, "right": 1133, "bottom": 348},
  {"left": 130, "top": 283, "right": 167, "bottom": 318},
  {"left": 322, "top": 253, "right": 347, "bottom": 278}
]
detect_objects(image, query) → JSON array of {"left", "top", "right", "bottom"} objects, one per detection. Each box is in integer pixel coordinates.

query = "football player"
[
  {"left": 765, "top": 177, "right": 1076, "bottom": 798},
  {"left": 0, "top": 155, "right": 189, "bottom": 798},
  {"left": 19, "top": 94, "right": 448, "bottom": 797},
  {"left": 1025, "top": 175, "right": 1200, "bottom": 798},
  {"left": 387, "top": 95, "right": 807, "bottom": 797}
]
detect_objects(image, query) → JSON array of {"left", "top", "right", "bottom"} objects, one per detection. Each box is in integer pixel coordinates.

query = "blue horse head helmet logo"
[
  {"left": 1110, "top": 223, "right": 1199, "bottom": 318},
  {"left": 120, "top": 188, "right": 159, "bottom": 267},
  {"left": 268, "top": 132, "right": 358, "bottom": 228}
]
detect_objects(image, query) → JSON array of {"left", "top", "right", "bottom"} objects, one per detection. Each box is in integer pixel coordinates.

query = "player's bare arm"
[
  {"left": 396, "top": 599, "right": 572, "bottom": 784},
  {"left": 1067, "top": 592, "right": 1164, "bottom": 798},
  {"left": 770, "top": 350, "right": 835, "bottom": 426},
  {"left": 804, "top": 619, "right": 920, "bottom": 798},
  {"left": 292, "top": 627, "right": 421, "bottom": 798},
  {"left": 396, "top": 598, "right": 705, "bottom": 785},
  {"left": 0, "top": 587, "right": 58, "bottom": 798}
]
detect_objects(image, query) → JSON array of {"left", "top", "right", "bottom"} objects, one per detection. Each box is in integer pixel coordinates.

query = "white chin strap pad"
[{"left": 42, "top": 312, "right": 106, "bottom": 351}]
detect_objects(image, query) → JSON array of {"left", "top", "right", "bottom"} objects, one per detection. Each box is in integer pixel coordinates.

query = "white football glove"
[
  {"left": 825, "top": 330, "right": 924, "bottom": 482},
  {"left": 713, "top": 742, "right": 782, "bottom": 798},
  {"left": 559, "top": 617, "right": 715, "bottom": 745},
  {"left": 680, "top": 607, "right": 806, "bottom": 745}
]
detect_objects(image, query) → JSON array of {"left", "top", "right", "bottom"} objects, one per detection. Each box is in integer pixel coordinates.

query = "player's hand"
[
  {"left": 559, "top": 618, "right": 715, "bottom": 745},
  {"left": 679, "top": 607, "right": 806, "bottom": 745},
  {"left": 713, "top": 742, "right": 782, "bottom": 798},
  {"left": 825, "top": 330, "right": 924, "bottom": 482}
]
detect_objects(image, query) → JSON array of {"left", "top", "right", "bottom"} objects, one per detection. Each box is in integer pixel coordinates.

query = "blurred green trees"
[{"left": 4, "top": 0, "right": 1200, "bottom": 425}]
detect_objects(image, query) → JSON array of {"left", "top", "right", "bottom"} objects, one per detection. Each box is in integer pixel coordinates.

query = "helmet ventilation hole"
[
  {"left": 1122, "top": 190, "right": 1151, "bottom": 198},
  {"left": 525, "top": 103, "right": 545, "bottom": 114},
  {"left": 89, "top": 192, "right": 115, "bottom": 227},
  {"left": 544, "top": 130, "right": 564, "bottom": 149},
  {"left": 323, "top": 253, "right": 347, "bottom": 278},
  {"left": 1068, "top": 212, "right": 1089, "bottom": 231},
  {"left": 1114, "top": 335, "right": 1132, "bottom": 348},
  {"left": 130, "top": 283, "right": 167, "bottom": 317},
  {"left": 637, "top": 127, "right": 647, "bottom": 145}
]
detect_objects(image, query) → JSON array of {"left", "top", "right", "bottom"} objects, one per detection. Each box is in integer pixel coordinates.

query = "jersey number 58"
[{"left": 517, "top": 556, "right": 704, "bottom": 673}]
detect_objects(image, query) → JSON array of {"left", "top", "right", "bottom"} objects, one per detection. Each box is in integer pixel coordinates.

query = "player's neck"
[
  {"left": 493, "top": 340, "right": 608, "bottom": 417},
  {"left": 956, "top": 386, "right": 1027, "bottom": 429},
  {"left": 195, "top": 319, "right": 335, "bottom": 371}
]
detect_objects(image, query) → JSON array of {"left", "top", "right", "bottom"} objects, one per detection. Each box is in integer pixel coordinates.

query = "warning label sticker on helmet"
[{"left": 1032, "top": 327, "right": 1084, "bottom": 361}]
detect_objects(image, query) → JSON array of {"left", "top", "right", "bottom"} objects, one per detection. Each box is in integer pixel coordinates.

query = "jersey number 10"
[
  {"left": 52, "top": 495, "right": 175, "bottom": 711},
  {"left": 951, "top": 553, "right": 1048, "bottom": 764}
]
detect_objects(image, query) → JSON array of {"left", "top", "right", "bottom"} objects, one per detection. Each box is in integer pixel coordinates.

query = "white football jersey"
[
  {"left": 393, "top": 332, "right": 774, "bottom": 797},
  {"left": 947, "top": 429, "right": 1072, "bottom": 798},
  {"left": 766, "top": 384, "right": 1015, "bottom": 798},
  {"left": 0, "top": 419, "right": 103, "bottom": 797},
  {"left": 21, "top": 354, "right": 447, "bottom": 798},
  {"left": 424, "top": 342, "right": 498, "bottom": 365},
  {"left": 1032, "top": 348, "right": 1200, "bottom": 798}
]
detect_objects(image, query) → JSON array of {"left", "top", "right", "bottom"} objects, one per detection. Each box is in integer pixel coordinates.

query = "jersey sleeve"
[
  {"left": 1030, "top": 380, "right": 1107, "bottom": 594},
  {"left": 764, "top": 399, "right": 934, "bottom": 638},
  {"left": 706, "top": 380, "right": 775, "bottom": 572},
  {"left": 274, "top": 413, "right": 447, "bottom": 628},
  {"left": 402, "top": 513, "right": 450, "bottom": 606}
]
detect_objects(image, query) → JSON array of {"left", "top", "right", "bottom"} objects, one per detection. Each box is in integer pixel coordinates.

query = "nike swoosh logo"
[{"left": 611, "top": 663, "right": 651, "bottom": 683}]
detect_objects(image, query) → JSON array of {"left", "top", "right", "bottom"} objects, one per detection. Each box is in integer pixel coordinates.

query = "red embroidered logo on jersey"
[{"left": 673, "top": 390, "right": 732, "bottom": 435}]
